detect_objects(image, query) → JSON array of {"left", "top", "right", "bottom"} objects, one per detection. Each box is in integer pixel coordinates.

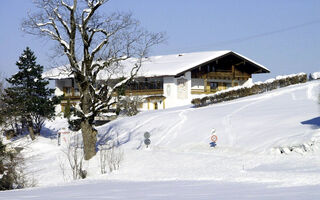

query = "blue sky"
[{"left": 0, "top": 0, "right": 319, "bottom": 81}]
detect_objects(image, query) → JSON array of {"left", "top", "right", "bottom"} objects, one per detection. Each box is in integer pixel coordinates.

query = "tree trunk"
[
  {"left": 81, "top": 119, "right": 97, "bottom": 160},
  {"left": 77, "top": 70, "right": 98, "bottom": 160},
  {"left": 27, "top": 120, "right": 36, "bottom": 141}
]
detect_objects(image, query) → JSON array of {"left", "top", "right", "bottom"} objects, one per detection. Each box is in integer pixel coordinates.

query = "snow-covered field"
[
  {"left": 2, "top": 180, "right": 320, "bottom": 200},
  {"left": 1, "top": 80, "right": 320, "bottom": 199}
]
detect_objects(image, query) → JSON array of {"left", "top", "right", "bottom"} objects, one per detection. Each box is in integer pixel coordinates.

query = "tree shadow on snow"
[
  {"left": 96, "top": 125, "right": 116, "bottom": 148},
  {"left": 301, "top": 117, "right": 320, "bottom": 129},
  {"left": 40, "top": 126, "right": 59, "bottom": 139}
]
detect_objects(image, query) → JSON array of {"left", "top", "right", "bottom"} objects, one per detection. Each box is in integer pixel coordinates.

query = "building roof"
[{"left": 43, "top": 50, "right": 270, "bottom": 80}]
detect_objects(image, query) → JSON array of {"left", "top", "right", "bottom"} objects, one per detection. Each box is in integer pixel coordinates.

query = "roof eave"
[{"left": 176, "top": 51, "right": 270, "bottom": 76}]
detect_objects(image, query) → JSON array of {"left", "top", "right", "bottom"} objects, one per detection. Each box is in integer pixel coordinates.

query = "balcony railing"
[
  {"left": 205, "top": 71, "right": 232, "bottom": 79},
  {"left": 191, "top": 89, "right": 219, "bottom": 95},
  {"left": 125, "top": 89, "right": 164, "bottom": 96},
  {"left": 63, "top": 95, "right": 80, "bottom": 100}
]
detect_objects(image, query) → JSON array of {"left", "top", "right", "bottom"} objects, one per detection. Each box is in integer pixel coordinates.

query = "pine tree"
[
  {"left": 0, "top": 139, "right": 29, "bottom": 190},
  {"left": 64, "top": 97, "right": 71, "bottom": 119},
  {"left": 2, "top": 47, "right": 57, "bottom": 140}
]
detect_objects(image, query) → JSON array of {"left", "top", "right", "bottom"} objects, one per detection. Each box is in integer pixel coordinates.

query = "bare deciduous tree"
[{"left": 23, "top": 0, "right": 164, "bottom": 160}]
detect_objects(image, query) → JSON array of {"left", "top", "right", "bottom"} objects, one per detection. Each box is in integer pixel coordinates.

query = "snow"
[
  {"left": 1, "top": 80, "right": 320, "bottom": 199},
  {"left": 59, "top": 40, "right": 70, "bottom": 50},
  {"left": 83, "top": 8, "right": 91, "bottom": 13},
  {"left": 85, "top": 112, "right": 93, "bottom": 118},
  {"left": 2, "top": 180, "right": 320, "bottom": 200},
  {"left": 42, "top": 66, "right": 74, "bottom": 80},
  {"left": 311, "top": 72, "right": 320, "bottom": 79},
  {"left": 42, "top": 51, "right": 269, "bottom": 79}
]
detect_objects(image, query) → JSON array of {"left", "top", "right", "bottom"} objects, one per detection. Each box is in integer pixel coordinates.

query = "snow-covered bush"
[
  {"left": 192, "top": 73, "right": 307, "bottom": 107},
  {"left": 99, "top": 141, "right": 123, "bottom": 174},
  {"left": 117, "top": 96, "right": 143, "bottom": 116},
  {"left": 310, "top": 72, "right": 320, "bottom": 80},
  {"left": 273, "top": 139, "right": 320, "bottom": 155},
  {"left": 191, "top": 98, "right": 202, "bottom": 107},
  {"left": 0, "top": 140, "right": 33, "bottom": 190},
  {"left": 62, "top": 135, "right": 86, "bottom": 180}
]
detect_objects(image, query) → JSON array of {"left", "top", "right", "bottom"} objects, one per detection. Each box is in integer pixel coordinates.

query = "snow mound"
[{"left": 311, "top": 72, "right": 320, "bottom": 80}]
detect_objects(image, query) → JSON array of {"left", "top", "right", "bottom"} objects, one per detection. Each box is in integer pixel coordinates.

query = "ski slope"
[{"left": 1, "top": 80, "right": 320, "bottom": 199}]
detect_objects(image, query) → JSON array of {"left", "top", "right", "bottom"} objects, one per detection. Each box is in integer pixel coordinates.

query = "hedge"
[{"left": 191, "top": 73, "right": 307, "bottom": 107}]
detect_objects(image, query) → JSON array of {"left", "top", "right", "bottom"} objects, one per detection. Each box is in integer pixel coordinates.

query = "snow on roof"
[
  {"left": 135, "top": 50, "right": 232, "bottom": 77},
  {"left": 42, "top": 50, "right": 269, "bottom": 80},
  {"left": 42, "top": 66, "right": 74, "bottom": 80}
]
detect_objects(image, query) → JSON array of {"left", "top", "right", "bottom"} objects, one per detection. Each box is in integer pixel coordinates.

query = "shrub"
[
  {"left": 117, "top": 96, "right": 142, "bottom": 116},
  {"left": 62, "top": 135, "right": 85, "bottom": 180},
  {"left": 68, "top": 119, "right": 81, "bottom": 132},
  {"left": 0, "top": 140, "right": 32, "bottom": 190},
  {"left": 191, "top": 98, "right": 201, "bottom": 107},
  {"left": 99, "top": 141, "right": 123, "bottom": 174}
]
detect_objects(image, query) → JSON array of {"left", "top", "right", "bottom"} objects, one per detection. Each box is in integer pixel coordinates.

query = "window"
[
  {"left": 209, "top": 82, "right": 218, "bottom": 90},
  {"left": 64, "top": 87, "right": 72, "bottom": 96},
  {"left": 74, "top": 88, "right": 80, "bottom": 96}
]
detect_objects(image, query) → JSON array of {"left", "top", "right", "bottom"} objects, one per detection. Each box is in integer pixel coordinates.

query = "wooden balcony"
[
  {"left": 63, "top": 95, "right": 80, "bottom": 100},
  {"left": 61, "top": 89, "right": 164, "bottom": 102},
  {"left": 235, "top": 71, "right": 251, "bottom": 79},
  {"left": 203, "top": 71, "right": 251, "bottom": 80},
  {"left": 125, "top": 89, "right": 164, "bottom": 96},
  {"left": 206, "top": 71, "right": 232, "bottom": 79},
  {"left": 191, "top": 89, "right": 219, "bottom": 95},
  {"left": 61, "top": 96, "right": 80, "bottom": 105}
]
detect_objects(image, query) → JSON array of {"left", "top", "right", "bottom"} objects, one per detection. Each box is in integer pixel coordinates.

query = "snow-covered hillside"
[
  {"left": 1, "top": 80, "right": 320, "bottom": 199},
  {"left": 98, "top": 79, "right": 320, "bottom": 153}
]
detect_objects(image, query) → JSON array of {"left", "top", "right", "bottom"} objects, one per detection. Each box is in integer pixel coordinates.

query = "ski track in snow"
[
  {"left": 116, "top": 114, "right": 161, "bottom": 145},
  {"left": 99, "top": 107, "right": 193, "bottom": 147},
  {"left": 307, "top": 82, "right": 320, "bottom": 101},
  {"left": 156, "top": 109, "right": 189, "bottom": 146},
  {"left": 221, "top": 91, "right": 279, "bottom": 146}
]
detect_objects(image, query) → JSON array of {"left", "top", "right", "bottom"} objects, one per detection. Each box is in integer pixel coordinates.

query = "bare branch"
[
  {"left": 82, "top": 0, "right": 106, "bottom": 26},
  {"left": 61, "top": 0, "right": 73, "bottom": 11},
  {"left": 53, "top": 7, "right": 71, "bottom": 36}
]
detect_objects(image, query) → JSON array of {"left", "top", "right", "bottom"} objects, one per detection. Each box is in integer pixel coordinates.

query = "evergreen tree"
[
  {"left": 2, "top": 47, "right": 57, "bottom": 140},
  {"left": 64, "top": 97, "right": 71, "bottom": 119},
  {"left": 0, "top": 139, "right": 29, "bottom": 190}
]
